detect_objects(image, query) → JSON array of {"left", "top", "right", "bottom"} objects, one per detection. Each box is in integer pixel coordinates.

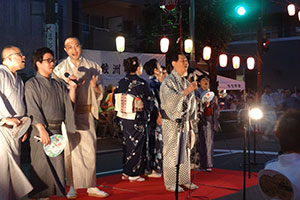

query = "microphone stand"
[{"left": 175, "top": 118, "right": 184, "bottom": 200}]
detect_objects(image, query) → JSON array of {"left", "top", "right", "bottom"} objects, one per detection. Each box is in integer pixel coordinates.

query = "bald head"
[
  {"left": 64, "top": 37, "right": 80, "bottom": 48},
  {"left": 2, "top": 46, "right": 18, "bottom": 60},
  {"left": 64, "top": 37, "right": 82, "bottom": 62},
  {"left": 1, "top": 46, "right": 25, "bottom": 73}
]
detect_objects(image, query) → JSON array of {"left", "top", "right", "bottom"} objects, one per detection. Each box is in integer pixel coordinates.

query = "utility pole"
[
  {"left": 45, "top": 0, "right": 58, "bottom": 58},
  {"left": 256, "top": 0, "right": 263, "bottom": 98},
  {"left": 189, "top": 0, "right": 195, "bottom": 67}
]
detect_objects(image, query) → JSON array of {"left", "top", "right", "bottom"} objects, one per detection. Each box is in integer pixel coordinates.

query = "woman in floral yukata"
[{"left": 114, "top": 57, "right": 154, "bottom": 182}]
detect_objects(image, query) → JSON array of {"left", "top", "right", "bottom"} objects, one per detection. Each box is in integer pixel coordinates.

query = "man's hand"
[
  {"left": 0, "top": 117, "right": 21, "bottom": 127},
  {"left": 184, "top": 81, "right": 198, "bottom": 96},
  {"left": 156, "top": 112, "right": 162, "bottom": 126},
  {"left": 35, "top": 124, "right": 50, "bottom": 145},
  {"left": 21, "top": 132, "right": 28, "bottom": 143},
  {"left": 67, "top": 75, "right": 79, "bottom": 88},
  {"left": 90, "top": 75, "right": 97, "bottom": 88}
]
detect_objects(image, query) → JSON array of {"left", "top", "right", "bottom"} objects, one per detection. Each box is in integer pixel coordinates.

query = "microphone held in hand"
[{"left": 64, "top": 72, "right": 80, "bottom": 85}]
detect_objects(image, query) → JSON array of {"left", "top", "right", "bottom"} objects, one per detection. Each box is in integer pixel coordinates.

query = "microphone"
[{"left": 64, "top": 72, "right": 80, "bottom": 85}]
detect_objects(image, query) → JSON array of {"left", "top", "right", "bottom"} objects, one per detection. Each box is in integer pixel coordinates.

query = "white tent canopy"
[{"left": 195, "top": 70, "right": 245, "bottom": 90}]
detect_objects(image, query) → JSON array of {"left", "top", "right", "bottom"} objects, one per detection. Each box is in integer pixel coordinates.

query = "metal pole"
[
  {"left": 189, "top": 0, "right": 195, "bottom": 67},
  {"left": 179, "top": 0, "right": 183, "bottom": 52},
  {"left": 257, "top": 0, "right": 263, "bottom": 98}
]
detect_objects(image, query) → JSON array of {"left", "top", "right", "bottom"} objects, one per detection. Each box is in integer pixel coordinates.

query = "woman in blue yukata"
[{"left": 114, "top": 57, "right": 154, "bottom": 182}]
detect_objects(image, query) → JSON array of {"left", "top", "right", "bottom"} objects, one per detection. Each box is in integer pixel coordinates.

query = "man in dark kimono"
[{"left": 25, "top": 47, "right": 76, "bottom": 199}]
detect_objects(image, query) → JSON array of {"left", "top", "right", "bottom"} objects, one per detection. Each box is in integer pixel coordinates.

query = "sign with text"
[{"left": 82, "top": 50, "right": 166, "bottom": 86}]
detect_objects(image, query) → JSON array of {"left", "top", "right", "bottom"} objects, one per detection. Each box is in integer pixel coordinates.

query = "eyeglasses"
[
  {"left": 42, "top": 58, "right": 56, "bottom": 63},
  {"left": 5, "top": 52, "right": 24, "bottom": 59}
]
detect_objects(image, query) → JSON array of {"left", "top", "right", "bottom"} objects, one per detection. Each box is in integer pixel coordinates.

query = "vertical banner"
[{"left": 45, "top": 24, "right": 57, "bottom": 58}]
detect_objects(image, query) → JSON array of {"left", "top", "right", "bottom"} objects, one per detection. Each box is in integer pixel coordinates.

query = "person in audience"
[{"left": 264, "top": 109, "right": 300, "bottom": 197}]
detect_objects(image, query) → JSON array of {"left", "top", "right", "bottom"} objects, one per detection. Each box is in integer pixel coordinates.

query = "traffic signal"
[
  {"left": 235, "top": 5, "right": 247, "bottom": 16},
  {"left": 262, "top": 38, "right": 269, "bottom": 53}
]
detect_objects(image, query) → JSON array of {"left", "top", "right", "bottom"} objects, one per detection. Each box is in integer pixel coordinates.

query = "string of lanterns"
[
  {"left": 115, "top": 35, "right": 255, "bottom": 70},
  {"left": 287, "top": 3, "right": 300, "bottom": 20}
]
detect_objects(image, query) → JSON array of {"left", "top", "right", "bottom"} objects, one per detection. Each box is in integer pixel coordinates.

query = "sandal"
[{"left": 128, "top": 176, "right": 145, "bottom": 182}]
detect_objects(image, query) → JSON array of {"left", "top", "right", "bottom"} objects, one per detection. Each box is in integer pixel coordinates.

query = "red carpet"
[{"left": 51, "top": 169, "right": 257, "bottom": 200}]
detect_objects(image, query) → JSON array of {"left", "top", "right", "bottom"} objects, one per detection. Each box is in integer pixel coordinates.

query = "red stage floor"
[{"left": 51, "top": 168, "right": 258, "bottom": 200}]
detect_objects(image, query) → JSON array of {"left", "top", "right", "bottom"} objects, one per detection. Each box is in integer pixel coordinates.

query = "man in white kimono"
[
  {"left": 160, "top": 52, "right": 198, "bottom": 192},
  {"left": 53, "top": 37, "right": 108, "bottom": 198},
  {"left": 0, "top": 46, "right": 33, "bottom": 199}
]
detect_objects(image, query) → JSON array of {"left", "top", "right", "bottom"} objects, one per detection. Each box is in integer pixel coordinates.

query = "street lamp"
[
  {"left": 203, "top": 46, "right": 211, "bottom": 60},
  {"left": 249, "top": 107, "right": 263, "bottom": 120},
  {"left": 116, "top": 35, "right": 125, "bottom": 52},
  {"left": 160, "top": 37, "right": 169, "bottom": 53},
  {"left": 184, "top": 39, "right": 193, "bottom": 53}
]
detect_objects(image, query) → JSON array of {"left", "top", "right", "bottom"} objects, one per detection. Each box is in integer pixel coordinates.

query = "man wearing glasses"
[
  {"left": 53, "top": 37, "right": 108, "bottom": 198},
  {"left": 25, "top": 47, "right": 77, "bottom": 199},
  {"left": 0, "top": 46, "right": 33, "bottom": 199}
]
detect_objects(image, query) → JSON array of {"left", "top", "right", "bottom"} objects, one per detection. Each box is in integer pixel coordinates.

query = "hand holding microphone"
[{"left": 64, "top": 72, "right": 80, "bottom": 86}]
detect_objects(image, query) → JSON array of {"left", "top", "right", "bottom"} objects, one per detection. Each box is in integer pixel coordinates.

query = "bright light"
[
  {"left": 247, "top": 57, "right": 255, "bottom": 70},
  {"left": 287, "top": 4, "right": 296, "bottom": 16},
  {"left": 232, "top": 56, "right": 240, "bottom": 69},
  {"left": 160, "top": 37, "right": 169, "bottom": 53},
  {"left": 219, "top": 54, "right": 227, "bottom": 67},
  {"left": 116, "top": 36, "right": 125, "bottom": 52},
  {"left": 203, "top": 46, "right": 211, "bottom": 60},
  {"left": 184, "top": 39, "right": 193, "bottom": 53},
  {"left": 249, "top": 108, "right": 263, "bottom": 120},
  {"left": 298, "top": 11, "right": 300, "bottom": 21},
  {"left": 236, "top": 6, "right": 246, "bottom": 16}
]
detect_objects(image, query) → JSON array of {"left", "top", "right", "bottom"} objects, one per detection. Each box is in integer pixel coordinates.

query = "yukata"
[
  {"left": 261, "top": 93, "right": 277, "bottom": 138},
  {"left": 25, "top": 73, "right": 75, "bottom": 198},
  {"left": 53, "top": 56, "right": 103, "bottom": 188},
  {"left": 0, "top": 65, "right": 33, "bottom": 200},
  {"left": 193, "top": 87, "right": 218, "bottom": 169},
  {"left": 114, "top": 74, "right": 154, "bottom": 177},
  {"left": 160, "top": 70, "right": 197, "bottom": 188},
  {"left": 147, "top": 76, "right": 163, "bottom": 174}
]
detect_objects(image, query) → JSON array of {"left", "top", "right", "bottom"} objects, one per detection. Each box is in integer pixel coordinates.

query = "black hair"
[
  {"left": 197, "top": 74, "right": 209, "bottom": 82},
  {"left": 274, "top": 109, "right": 300, "bottom": 152},
  {"left": 32, "top": 47, "right": 54, "bottom": 69},
  {"left": 123, "top": 57, "right": 141, "bottom": 74},
  {"left": 144, "top": 59, "right": 158, "bottom": 76}
]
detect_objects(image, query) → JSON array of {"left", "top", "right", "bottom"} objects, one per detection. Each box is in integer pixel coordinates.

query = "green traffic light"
[{"left": 236, "top": 5, "right": 246, "bottom": 16}]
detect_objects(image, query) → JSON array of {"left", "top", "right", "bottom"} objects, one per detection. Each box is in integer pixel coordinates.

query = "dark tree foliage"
[{"left": 138, "top": 1, "right": 234, "bottom": 92}]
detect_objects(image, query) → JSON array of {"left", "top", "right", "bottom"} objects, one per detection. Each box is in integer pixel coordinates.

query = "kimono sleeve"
[{"left": 0, "top": 73, "right": 13, "bottom": 118}]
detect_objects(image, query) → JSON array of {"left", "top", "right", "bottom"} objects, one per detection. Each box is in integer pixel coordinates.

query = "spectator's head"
[
  {"left": 263, "top": 85, "right": 271, "bottom": 94},
  {"left": 274, "top": 110, "right": 300, "bottom": 153},
  {"left": 123, "top": 57, "right": 142, "bottom": 75},
  {"left": 64, "top": 37, "right": 82, "bottom": 61},
  {"left": 32, "top": 47, "right": 55, "bottom": 77},
  {"left": 144, "top": 59, "right": 162, "bottom": 79},
  {"left": 2, "top": 46, "right": 26, "bottom": 72},
  {"left": 170, "top": 52, "right": 189, "bottom": 77},
  {"left": 197, "top": 74, "right": 210, "bottom": 90},
  {"left": 284, "top": 89, "right": 291, "bottom": 98}
]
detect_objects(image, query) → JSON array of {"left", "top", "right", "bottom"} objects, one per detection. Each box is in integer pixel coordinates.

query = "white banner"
[{"left": 82, "top": 50, "right": 166, "bottom": 86}]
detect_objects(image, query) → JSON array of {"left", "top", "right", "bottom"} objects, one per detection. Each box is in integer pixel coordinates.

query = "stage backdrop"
[{"left": 82, "top": 49, "right": 166, "bottom": 86}]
